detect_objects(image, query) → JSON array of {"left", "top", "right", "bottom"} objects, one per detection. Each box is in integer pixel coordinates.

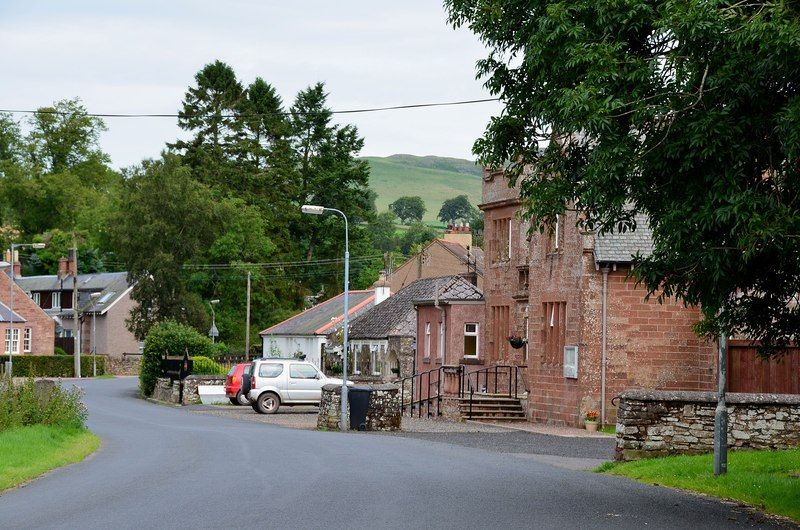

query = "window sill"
[
  {"left": 460, "top": 357, "right": 483, "bottom": 365},
  {"left": 422, "top": 357, "right": 431, "bottom": 364}
]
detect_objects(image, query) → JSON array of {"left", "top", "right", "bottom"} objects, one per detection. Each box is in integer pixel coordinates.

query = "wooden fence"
[{"left": 728, "top": 341, "right": 800, "bottom": 394}]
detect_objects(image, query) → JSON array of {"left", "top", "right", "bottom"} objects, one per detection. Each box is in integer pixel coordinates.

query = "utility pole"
[
  {"left": 72, "top": 246, "right": 81, "bottom": 378},
  {"left": 245, "top": 270, "right": 251, "bottom": 360},
  {"left": 713, "top": 332, "right": 728, "bottom": 475}
]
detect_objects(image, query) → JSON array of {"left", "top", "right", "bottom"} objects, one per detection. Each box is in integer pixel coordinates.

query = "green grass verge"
[
  {"left": 598, "top": 449, "right": 800, "bottom": 522},
  {"left": 599, "top": 425, "right": 616, "bottom": 434},
  {"left": 94, "top": 374, "right": 116, "bottom": 379},
  {"left": 0, "top": 425, "right": 100, "bottom": 492}
]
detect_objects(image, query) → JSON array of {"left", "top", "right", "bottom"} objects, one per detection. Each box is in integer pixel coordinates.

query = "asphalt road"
[{"left": 0, "top": 378, "right": 787, "bottom": 529}]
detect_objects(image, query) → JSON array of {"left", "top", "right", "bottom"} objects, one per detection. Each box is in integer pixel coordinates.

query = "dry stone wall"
[
  {"left": 318, "top": 383, "right": 401, "bottom": 431},
  {"left": 182, "top": 375, "right": 226, "bottom": 405},
  {"left": 616, "top": 389, "right": 800, "bottom": 460}
]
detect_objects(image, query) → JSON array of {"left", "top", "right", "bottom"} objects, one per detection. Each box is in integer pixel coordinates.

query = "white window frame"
[
  {"left": 563, "top": 345, "right": 578, "bottom": 379},
  {"left": 32, "top": 292, "right": 40, "bottom": 305},
  {"left": 507, "top": 218, "right": 512, "bottom": 259},
  {"left": 554, "top": 214, "right": 560, "bottom": 250},
  {"left": 463, "top": 323, "right": 479, "bottom": 358},
  {"left": 23, "top": 327, "right": 31, "bottom": 352},
  {"left": 370, "top": 344, "right": 382, "bottom": 376},
  {"left": 424, "top": 322, "right": 431, "bottom": 359},
  {"left": 52, "top": 291, "right": 61, "bottom": 309},
  {"left": 5, "top": 328, "right": 19, "bottom": 355},
  {"left": 438, "top": 321, "right": 445, "bottom": 361}
]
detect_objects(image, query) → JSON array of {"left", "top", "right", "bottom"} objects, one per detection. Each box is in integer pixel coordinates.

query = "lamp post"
[
  {"left": 6, "top": 242, "right": 45, "bottom": 377},
  {"left": 301, "top": 204, "right": 350, "bottom": 432},
  {"left": 89, "top": 292, "right": 101, "bottom": 377},
  {"left": 208, "top": 299, "right": 220, "bottom": 343}
]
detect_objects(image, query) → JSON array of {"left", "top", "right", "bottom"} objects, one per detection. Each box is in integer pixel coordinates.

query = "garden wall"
[
  {"left": 318, "top": 383, "right": 401, "bottom": 431},
  {"left": 616, "top": 389, "right": 800, "bottom": 460}
]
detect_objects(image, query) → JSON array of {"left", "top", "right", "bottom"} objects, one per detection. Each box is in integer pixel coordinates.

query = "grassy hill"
[{"left": 363, "top": 154, "right": 482, "bottom": 223}]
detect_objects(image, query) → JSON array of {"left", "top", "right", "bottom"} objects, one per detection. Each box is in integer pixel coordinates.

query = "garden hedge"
[{"left": 9, "top": 355, "right": 106, "bottom": 378}]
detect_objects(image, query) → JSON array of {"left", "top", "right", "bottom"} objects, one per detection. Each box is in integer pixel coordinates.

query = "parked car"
[
  {"left": 248, "top": 358, "right": 349, "bottom": 414},
  {"left": 225, "top": 363, "right": 252, "bottom": 405}
]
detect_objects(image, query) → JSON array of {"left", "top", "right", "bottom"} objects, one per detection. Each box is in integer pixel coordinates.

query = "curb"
[{"left": 466, "top": 420, "right": 615, "bottom": 439}]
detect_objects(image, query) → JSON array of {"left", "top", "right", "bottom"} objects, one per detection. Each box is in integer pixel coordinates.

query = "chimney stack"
[
  {"left": 67, "top": 248, "right": 78, "bottom": 276},
  {"left": 4, "top": 250, "right": 21, "bottom": 278},
  {"left": 373, "top": 272, "right": 391, "bottom": 305},
  {"left": 58, "top": 257, "right": 70, "bottom": 279},
  {"left": 443, "top": 223, "right": 473, "bottom": 249}
]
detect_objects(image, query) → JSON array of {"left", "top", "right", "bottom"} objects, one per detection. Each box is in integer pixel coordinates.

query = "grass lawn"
[
  {"left": 599, "top": 425, "right": 616, "bottom": 435},
  {"left": 598, "top": 449, "right": 800, "bottom": 522},
  {"left": 0, "top": 425, "right": 100, "bottom": 492}
]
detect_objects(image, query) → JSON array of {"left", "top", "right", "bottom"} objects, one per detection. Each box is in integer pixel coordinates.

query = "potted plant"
[
  {"left": 507, "top": 335, "right": 527, "bottom": 349},
  {"left": 584, "top": 410, "right": 599, "bottom": 432}
]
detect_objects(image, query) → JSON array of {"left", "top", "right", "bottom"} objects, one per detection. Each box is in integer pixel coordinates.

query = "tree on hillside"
[
  {"left": 399, "top": 222, "right": 438, "bottom": 255},
  {"left": 438, "top": 195, "right": 476, "bottom": 224},
  {"left": 447, "top": 0, "right": 800, "bottom": 354},
  {"left": 367, "top": 211, "right": 399, "bottom": 253},
  {"left": 389, "top": 196, "right": 426, "bottom": 223}
]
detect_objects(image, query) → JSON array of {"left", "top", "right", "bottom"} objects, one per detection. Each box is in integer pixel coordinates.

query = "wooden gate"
[
  {"left": 727, "top": 340, "right": 800, "bottom": 394},
  {"left": 55, "top": 337, "right": 74, "bottom": 355}
]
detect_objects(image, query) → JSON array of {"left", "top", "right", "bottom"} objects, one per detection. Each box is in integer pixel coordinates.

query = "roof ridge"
[{"left": 259, "top": 289, "right": 372, "bottom": 335}]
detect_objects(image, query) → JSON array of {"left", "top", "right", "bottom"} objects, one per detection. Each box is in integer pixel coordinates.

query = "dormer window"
[{"left": 52, "top": 292, "right": 61, "bottom": 309}]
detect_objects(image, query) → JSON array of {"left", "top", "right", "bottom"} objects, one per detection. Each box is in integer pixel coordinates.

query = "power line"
[
  {"left": 182, "top": 254, "right": 382, "bottom": 270},
  {"left": 0, "top": 97, "right": 499, "bottom": 119}
]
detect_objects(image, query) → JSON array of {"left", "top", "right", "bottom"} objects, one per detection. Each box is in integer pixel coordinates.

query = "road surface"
[{"left": 0, "top": 378, "right": 783, "bottom": 529}]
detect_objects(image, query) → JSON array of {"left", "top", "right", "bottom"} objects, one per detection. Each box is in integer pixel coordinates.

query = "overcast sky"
[{"left": 0, "top": 1, "right": 500, "bottom": 169}]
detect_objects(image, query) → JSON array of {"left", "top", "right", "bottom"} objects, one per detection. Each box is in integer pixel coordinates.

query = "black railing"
[
  {"left": 462, "top": 365, "right": 527, "bottom": 419},
  {"left": 398, "top": 366, "right": 463, "bottom": 418}
]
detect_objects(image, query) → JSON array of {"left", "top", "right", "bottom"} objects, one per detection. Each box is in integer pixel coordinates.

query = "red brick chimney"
[
  {"left": 58, "top": 257, "right": 70, "bottom": 279},
  {"left": 3, "top": 250, "right": 21, "bottom": 278}
]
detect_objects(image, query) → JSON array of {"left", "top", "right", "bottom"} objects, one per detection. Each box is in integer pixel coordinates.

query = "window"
[
  {"left": 563, "top": 345, "right": 579, "bottom": 378},
  {"left": 464, "top": 323, "right": 479, "bottom": 357},
  {"left": 259, "top": 363, "right": 284, "bottom": 378},
  {"left": 98, "top": 291, "right": 115, "bottom": 304},
  {"left": 518, "top": 268, "right": 529, "bottom": 292},
  {"left": 542, "top": 301, "right": 567, "bottom": 363},
  {"left": 23, "top": 328, "right": 31, "bottom": 352},
  {"left": 61, "top": 329, "right": 73, "bottom": 338},
  {"left": 289, "top": 364, "right": 319, "bottom": 379},
  {"left": 546, "top": 215, "right": 562, "bottom": 254},
  {"left": 370, "top": 344, "right": 382, "bottom": 376},
  {"left": 32, "top": 292, "right": 40, "bottom": 306},
  {"left": 52, "top": 291, "right": 61, "bottom": 309},
  {"left": 438, "top": 322, "right": 445, "bottom": 361},
  {"left": 424, "top": 322, "right": 431, "bottom": 359},
  {"left": 4, "top": 328, "right": 19, "bottom": 355},
  {"left": 489, "top": 305, "right": 510, "bottom": 358},
  {"left": 491, "top": 217, "right": 512, "bottom": 263},
  {"left": 523, "top": 317, "right": 529, "bottom": 362}
]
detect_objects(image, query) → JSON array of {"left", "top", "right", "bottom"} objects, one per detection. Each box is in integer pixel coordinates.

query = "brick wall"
[{"left": 0, "top": 270, "right": 55, "bottom": 355}]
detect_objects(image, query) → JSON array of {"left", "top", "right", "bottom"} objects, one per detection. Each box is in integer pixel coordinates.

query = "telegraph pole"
[
  {"left": 245, "top": 270, "right": 251, "bottom": 360},
  {"left": 713, "top": 332, "right": 728, "bottom": 476}
]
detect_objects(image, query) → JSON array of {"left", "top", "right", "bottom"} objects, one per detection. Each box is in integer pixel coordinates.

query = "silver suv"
[{"left": 248, "top": 358, "right": 346, "bottom": 414}]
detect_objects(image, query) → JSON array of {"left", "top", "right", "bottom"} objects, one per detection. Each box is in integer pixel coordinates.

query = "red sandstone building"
[
  {"left": 480, "top": 170, "right": 716, "bottom": 426},
  {"left": 1, "top": 262, "right": 55, "bottom": 357}
]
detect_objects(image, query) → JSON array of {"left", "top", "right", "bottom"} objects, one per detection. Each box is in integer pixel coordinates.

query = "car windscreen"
[{"left": 258, "top": 363, "right": 284, "bottom": 378}]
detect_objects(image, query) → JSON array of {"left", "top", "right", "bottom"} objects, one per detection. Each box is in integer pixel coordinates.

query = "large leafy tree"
[
  {"left": 389, "top": 196, "right": 426, "bottom": 223},
  {"left": 438, "top": 194, "right": 477, "bottom": 224},
  {"left": 447, "top": 0, "right": 800, "bottom": 354}
]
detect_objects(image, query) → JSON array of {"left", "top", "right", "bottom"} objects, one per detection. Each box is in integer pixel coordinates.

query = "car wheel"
[
  {"left": 256, "top": 392, "right": 280, "bottom": 414},
  {"left": 229, "top": 397, "right": 239, "bottom": 405},
  {"left": 236, "top": 391, "right": 250, "bottom": 406}
]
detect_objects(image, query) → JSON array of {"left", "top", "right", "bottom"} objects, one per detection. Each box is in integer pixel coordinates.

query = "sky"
[{"left": 0, "top": 1, "right": 501, "bottom": 169}]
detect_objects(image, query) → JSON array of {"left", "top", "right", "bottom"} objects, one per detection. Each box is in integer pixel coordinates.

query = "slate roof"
[
  {"left": 594, "top": 213, "right": 653, "bottom": 263},
  {"left": 260, "top": 290, "right": 374, "bottom": 337},
  {"left": 15, "top": 272, "right": 133, "bottom": 316},
  {"left": 349, "top": 276, "right": 477, "bottom": 340},
  {"left": 414, "top": 276, "right": 484, "bottom": 305},
  {"left": 437, "top": 239, "right": 485, "bottom": 275},
  {"left": 0, "top": 301, "right": 25, "bottom": 323}
]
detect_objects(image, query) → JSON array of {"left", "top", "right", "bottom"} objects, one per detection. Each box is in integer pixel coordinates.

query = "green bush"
[
  {"left": 0, "top": 378, "right": 88, "bottom": 431},
  {"left": 140, "top": 321, "right": 215, "bottom": 396},
  {"left": 192, "top": 355, "right": 226, "bottom": 375},
  {"left": 54, "top": 346, "right": 67, "bottom": 356},
  {"left": 10, "top": 356, "right": 105, "bottom": 378}
]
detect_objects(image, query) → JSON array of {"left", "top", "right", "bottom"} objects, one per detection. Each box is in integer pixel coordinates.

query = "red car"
[{"left": 225, "top": 363, "right": 252, "bottom": 405}]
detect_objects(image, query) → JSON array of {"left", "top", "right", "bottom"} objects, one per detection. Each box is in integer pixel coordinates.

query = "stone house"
[
  {"left": 345, "top": 276, "right": 459, "bottom": 381},
  {"left": 14, "top": 255, "right": 140, "bottom": 358},
  {"left": 260, "top": 287, "right": 385, "bottom": 370},
  {"left": 1, "top": 262, "right": 55, "bottom": 356},
  {"left": 414, "top": 276, "right": 484, "bottom": 369},
  {"left": 389, "top": 230, "right": 484, "bottom": 293},
  {"left": 480, "top": 169, "right": 716, "bottom": 426}
]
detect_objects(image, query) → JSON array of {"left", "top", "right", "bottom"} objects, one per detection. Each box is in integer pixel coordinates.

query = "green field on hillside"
[{"left": 363, "top": 155, "right": 482, "bottom": 222}]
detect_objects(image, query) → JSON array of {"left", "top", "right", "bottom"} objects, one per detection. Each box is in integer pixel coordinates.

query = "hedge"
[
  {"left": 8, "top": 355, "right": 106, "bottom": 378},
  {"left": 140, "top": 321, "right": 215, "bottom": 397},
  {"left": 192, "top": 356, "right": 226, "bottom": 375}
]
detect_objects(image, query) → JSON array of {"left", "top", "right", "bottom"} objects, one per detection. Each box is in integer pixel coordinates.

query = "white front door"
[{"left": 287, "top": 363, "right": 323, "bottom": 401}]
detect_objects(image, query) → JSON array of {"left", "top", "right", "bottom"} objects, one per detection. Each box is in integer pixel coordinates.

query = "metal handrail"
[
  {"left": 462, "top": 365, "right": 527, "bottom": 420},
  {"left": 398, "top": 366, "right": 447, "bottom": 418}
]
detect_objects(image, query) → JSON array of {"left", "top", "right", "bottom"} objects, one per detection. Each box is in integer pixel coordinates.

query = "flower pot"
[
  {"left": 508, "top": 338, "right": 527, "bottom": 349},
  {"left": 584, "top": 420, "right": 598, "bottom": 432}
]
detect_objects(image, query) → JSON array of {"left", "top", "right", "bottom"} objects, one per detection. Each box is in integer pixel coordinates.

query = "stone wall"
[
  {"left": 616, "top": 389, "right": 800, "bottom": 460},
  {"left": 318, "top": 383, "right": 401, "bottom": 431},
  {"left": 182, "top": 375, "right": 226, "bottom": 405},
  {"left": 152, "top": 377, "right": 174, "bottom": 403},
  {"left": 106, "top": 354, "right": 141, "bottom": 376}
]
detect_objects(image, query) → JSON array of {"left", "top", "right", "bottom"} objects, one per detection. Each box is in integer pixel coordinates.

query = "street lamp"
[
  {"left": 6, "top": 242, "right": 45, "bottom": 376},
  {"left": 301, "top": 204, "right": 350, "bottom": 432},
  {"left": 208, "top": 299, "right": 220, "bottom": 343},
  {"left": 89, "top": 292, "right": 101, "bottom": 377}
]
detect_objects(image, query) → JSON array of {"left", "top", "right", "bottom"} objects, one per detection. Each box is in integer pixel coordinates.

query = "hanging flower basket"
[{"left": 507, "top": 336, "right": 527, "bottom": 349}]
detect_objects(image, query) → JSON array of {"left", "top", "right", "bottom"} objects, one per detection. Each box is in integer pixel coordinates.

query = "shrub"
[
  {"left": 10, "top": 356, "right": 105, "bottom": 378},
  {"left": 0, "top": 379, "right": 87, "bottom": 432},
  {"left": 54, "top": 346, "right": 67, "bottom": 356},
  {"left": 192, "top": 355, "right": 226, "bottom": 375},
  {"left": 140, "top": 321, "right": 215, "bottom": 396}
]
